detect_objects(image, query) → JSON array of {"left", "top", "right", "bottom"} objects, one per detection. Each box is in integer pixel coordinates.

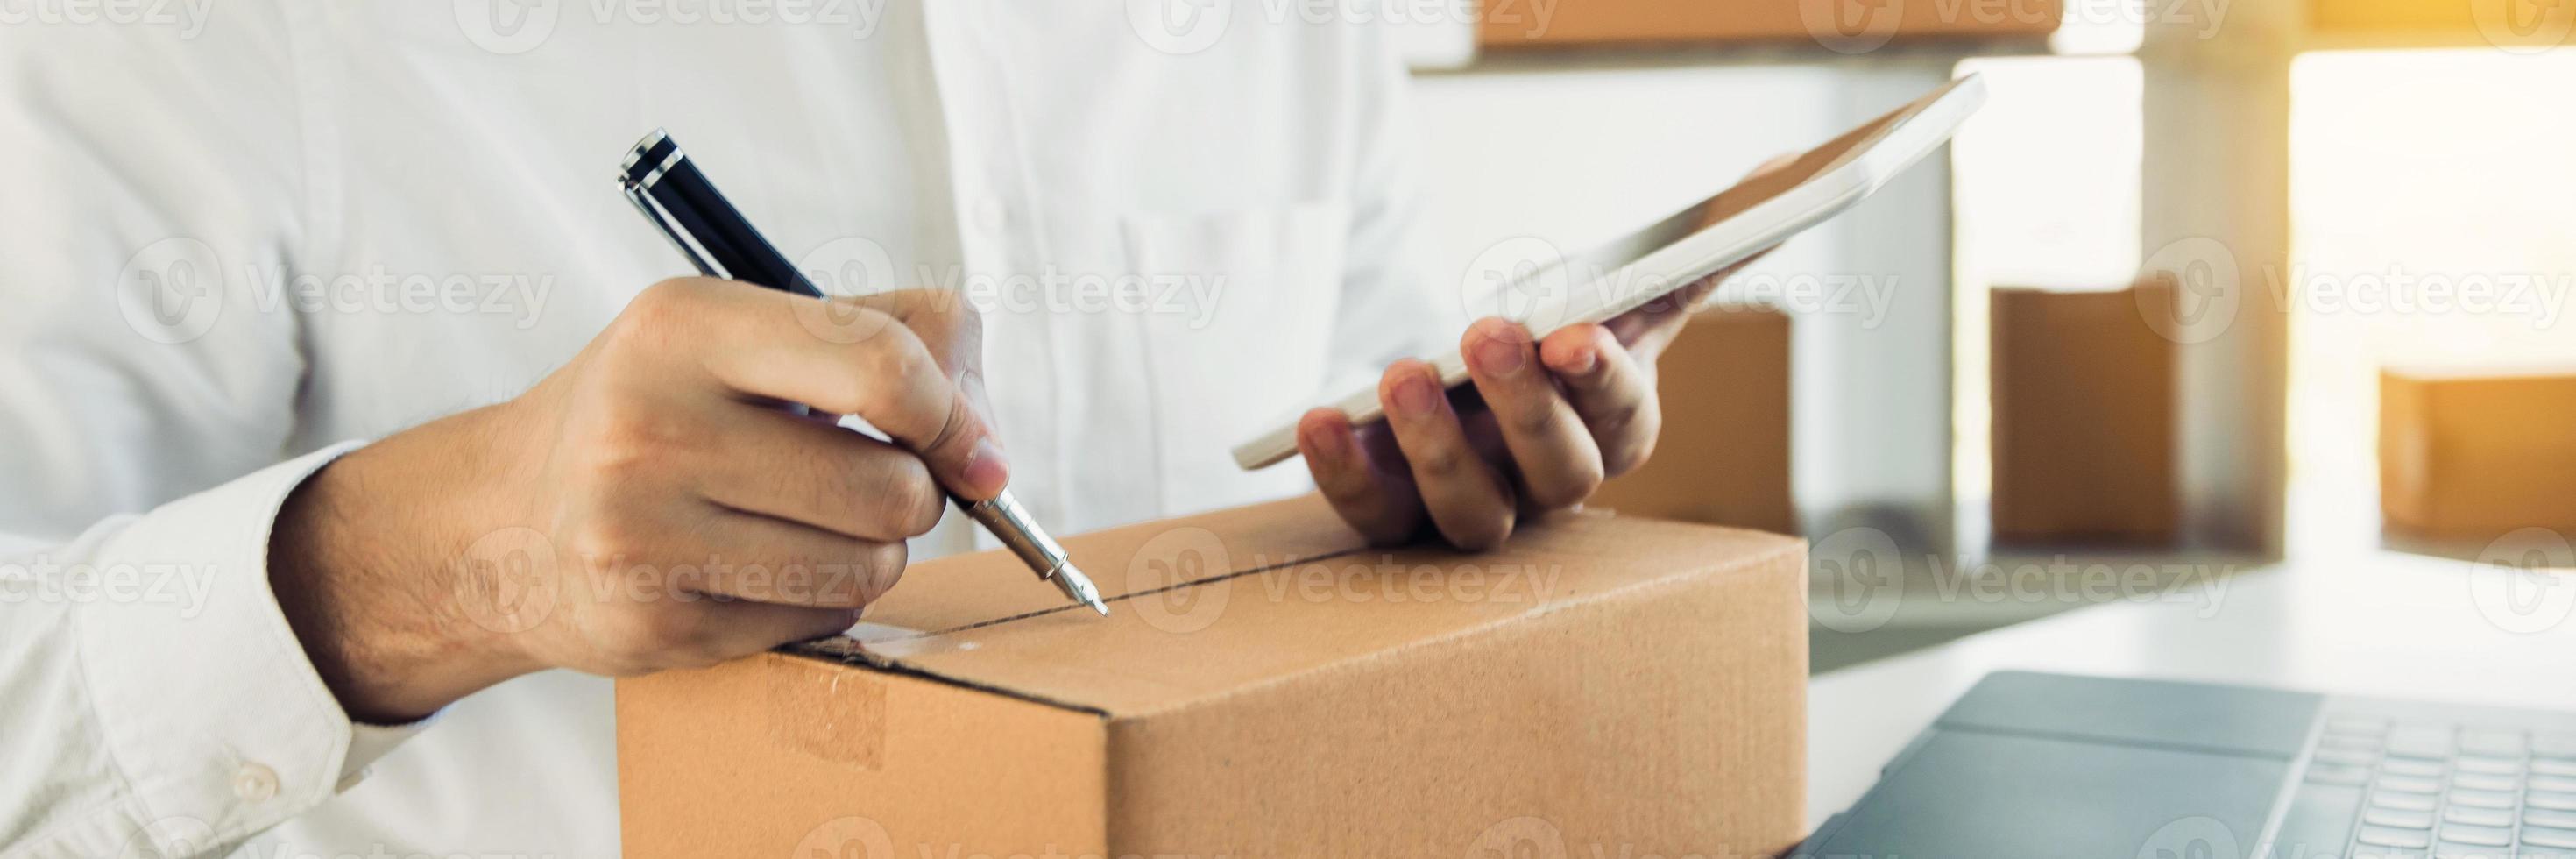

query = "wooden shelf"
[
  {"left": 1476, "top": 0, "right": 2063, "bottom": 50},
  {"left": 2304, "top": 0, "right": 2576, "bottom": 52}
]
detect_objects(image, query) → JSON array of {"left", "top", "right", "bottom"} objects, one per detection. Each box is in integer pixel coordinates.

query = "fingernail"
[
  {"left": 1391, "top": 372, "right": 1439, "bottom": 417},
  {"left": 961, "top": 438, "right": 1008, "bottom": 496},
  {"left": 1303, "top": 422, "right": 1348, "bottom": 467},
  {"left": 1474, "top": 336, "right": 1525, "bottom": 377},
  {"left": 1550, "top": 344, "right": 1599, "bottom": 377}
]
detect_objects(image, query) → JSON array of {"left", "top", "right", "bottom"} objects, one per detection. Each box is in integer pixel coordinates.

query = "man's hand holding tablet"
[{"left": 1271, "top": 75, "right": 1989, "bottom": 549}]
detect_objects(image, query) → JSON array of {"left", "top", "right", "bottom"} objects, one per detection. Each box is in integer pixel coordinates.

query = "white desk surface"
[{"left": 1805, "top": 545, "right": 2576, "bottom": 830}]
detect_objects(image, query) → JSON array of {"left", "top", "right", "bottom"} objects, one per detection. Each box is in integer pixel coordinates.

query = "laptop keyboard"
[{"left": 2295, "top": 715, "right": 2576, "bottom": 859}]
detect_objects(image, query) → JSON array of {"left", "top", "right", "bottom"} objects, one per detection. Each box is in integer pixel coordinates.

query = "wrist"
[{"left": 268, "top": 407, "right": 541, "bottom": 723}]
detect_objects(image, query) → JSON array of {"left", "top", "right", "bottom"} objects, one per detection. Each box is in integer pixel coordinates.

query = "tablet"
[{"left": 1232, "top": 73, "right": 1987, "bottom": 471}]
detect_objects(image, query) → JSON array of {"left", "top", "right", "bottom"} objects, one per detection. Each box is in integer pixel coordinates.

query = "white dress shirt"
[{"left": 0, "top": 2, "right": 1446, "bottom": 855}]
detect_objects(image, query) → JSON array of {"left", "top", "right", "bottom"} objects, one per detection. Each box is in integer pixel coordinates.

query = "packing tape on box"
[{"left": 765, "top": 657, "right": 888, "bottom": 770}]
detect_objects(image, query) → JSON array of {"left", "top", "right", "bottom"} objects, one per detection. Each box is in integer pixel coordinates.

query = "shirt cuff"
[
  {"left": 339, "top": 715, "right": 433, "bottom": 791},
  {"left": 71, "top": 440, "right": 414, "bottom": 846}
]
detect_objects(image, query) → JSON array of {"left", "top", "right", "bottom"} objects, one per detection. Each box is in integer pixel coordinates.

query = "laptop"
[{"left": 1797, "top": 671, "right": 2576, "bottom": 859}]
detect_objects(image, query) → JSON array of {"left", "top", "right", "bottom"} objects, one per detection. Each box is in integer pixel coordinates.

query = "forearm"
[{"left": 268, "top": 403, "right": 542, "bottom": 725}]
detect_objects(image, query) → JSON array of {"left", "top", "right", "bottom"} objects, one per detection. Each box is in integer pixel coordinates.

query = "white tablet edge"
[{"left": 1231, "top": 74, "right": 1987, "bottom": 472}]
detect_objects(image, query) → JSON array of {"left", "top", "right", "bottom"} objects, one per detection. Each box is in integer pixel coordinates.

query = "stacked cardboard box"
[
  {"left": 619, "top": 494, "right": 1810, "bottom": 858},
  {"left": 1590, "top": 305, "right": 1796, "bottom": 535},
  {"left": 2381, "top": 366, "right": 2576, "bottom": 543},
  {"left": 2307, "top": 0, "right": 2576, "bottom": 51},
  {"left": 1990, "top": 280, "right": 2179, "bottom": 544},
  {"left": 1477, "top": 0, "right": 2063, "bottom": 48}
]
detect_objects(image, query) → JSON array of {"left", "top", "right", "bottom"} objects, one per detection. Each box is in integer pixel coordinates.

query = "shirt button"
[{"left": 232, "top": 763, "right": 280, "bottom": 802}]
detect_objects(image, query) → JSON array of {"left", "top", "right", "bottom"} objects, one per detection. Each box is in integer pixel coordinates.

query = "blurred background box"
[
  {"left": 2379, "top": 366, "right": 2576, "bottom": 543},
  {"left": 1989, "top": 279, "right": 2177, "bottom": 545},
  {"left": 1476, "top": 0, "right": 2063, "bottom": 49},
  {"left": 2307, "top": 0, "right": 2576, "bottom": 50},
  {"left": 1590, "top": 305, "right": 1796, "bottom": 536}
]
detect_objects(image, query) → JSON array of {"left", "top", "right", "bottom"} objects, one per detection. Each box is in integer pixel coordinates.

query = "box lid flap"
[{"left": 792, "top": 493, "right": 1803, "bottom": 716}]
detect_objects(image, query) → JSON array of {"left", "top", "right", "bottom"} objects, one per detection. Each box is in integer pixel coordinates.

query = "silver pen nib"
[
  {"left": 955, "top": 489, "right": 1111, "bottom": 616},
  {"left": 1049, "top": 563, "right": 1111, "bottom": 616}
]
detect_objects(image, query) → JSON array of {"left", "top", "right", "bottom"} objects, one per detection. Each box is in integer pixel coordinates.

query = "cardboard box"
[
  {"left": 1591, "top": 306, "right": 1796, "bottom": 535},
  {"left": 619, "top": 494, "right": 1808, "bottom": 859},
  {"left": 1989, "top": 280, "right": 2178, "bottom": 544},
  {"left": 1478, "top": 0, "right": 2062, "bottom": 49},
  {"left": 2381, "top": 366, "right": 2576, "bottom": 542},
  {"left": 2308, "top": 0, "right": 2576, "bottom": 50}
]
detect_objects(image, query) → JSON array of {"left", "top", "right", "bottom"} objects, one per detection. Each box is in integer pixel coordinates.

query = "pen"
[{"left": 616, "top": 128, "right": 1108, "bottom": 616}]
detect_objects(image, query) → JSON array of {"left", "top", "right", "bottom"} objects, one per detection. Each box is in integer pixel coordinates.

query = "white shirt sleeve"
[{"left": 0, "top": 12, "right": 423, "bottom": 857}]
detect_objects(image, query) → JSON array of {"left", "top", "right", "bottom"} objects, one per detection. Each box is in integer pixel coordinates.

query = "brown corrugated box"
[
  {"left": 2381, "top": 366, "right": 2576, "bottom": 542},
  {"left": 618, "top": 493, "right": 1808, "bottom": 858},
  {"left": 1591, "top": 306, "right": 1796, "bottom": 535},
  {"left": 1989, "top": 280, "right": 2178, "bottom": 544},
  {"left": 2309, "top": 0, "right": 2576, "bottom": 48},
  {"left": 1479, "top": 0, "right": 2062, "bottom": 48}
]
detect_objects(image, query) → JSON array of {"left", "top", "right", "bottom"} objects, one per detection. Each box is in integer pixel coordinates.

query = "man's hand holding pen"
[{"left": 267, "top": 280, "right": 999, "bottom": 724}]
